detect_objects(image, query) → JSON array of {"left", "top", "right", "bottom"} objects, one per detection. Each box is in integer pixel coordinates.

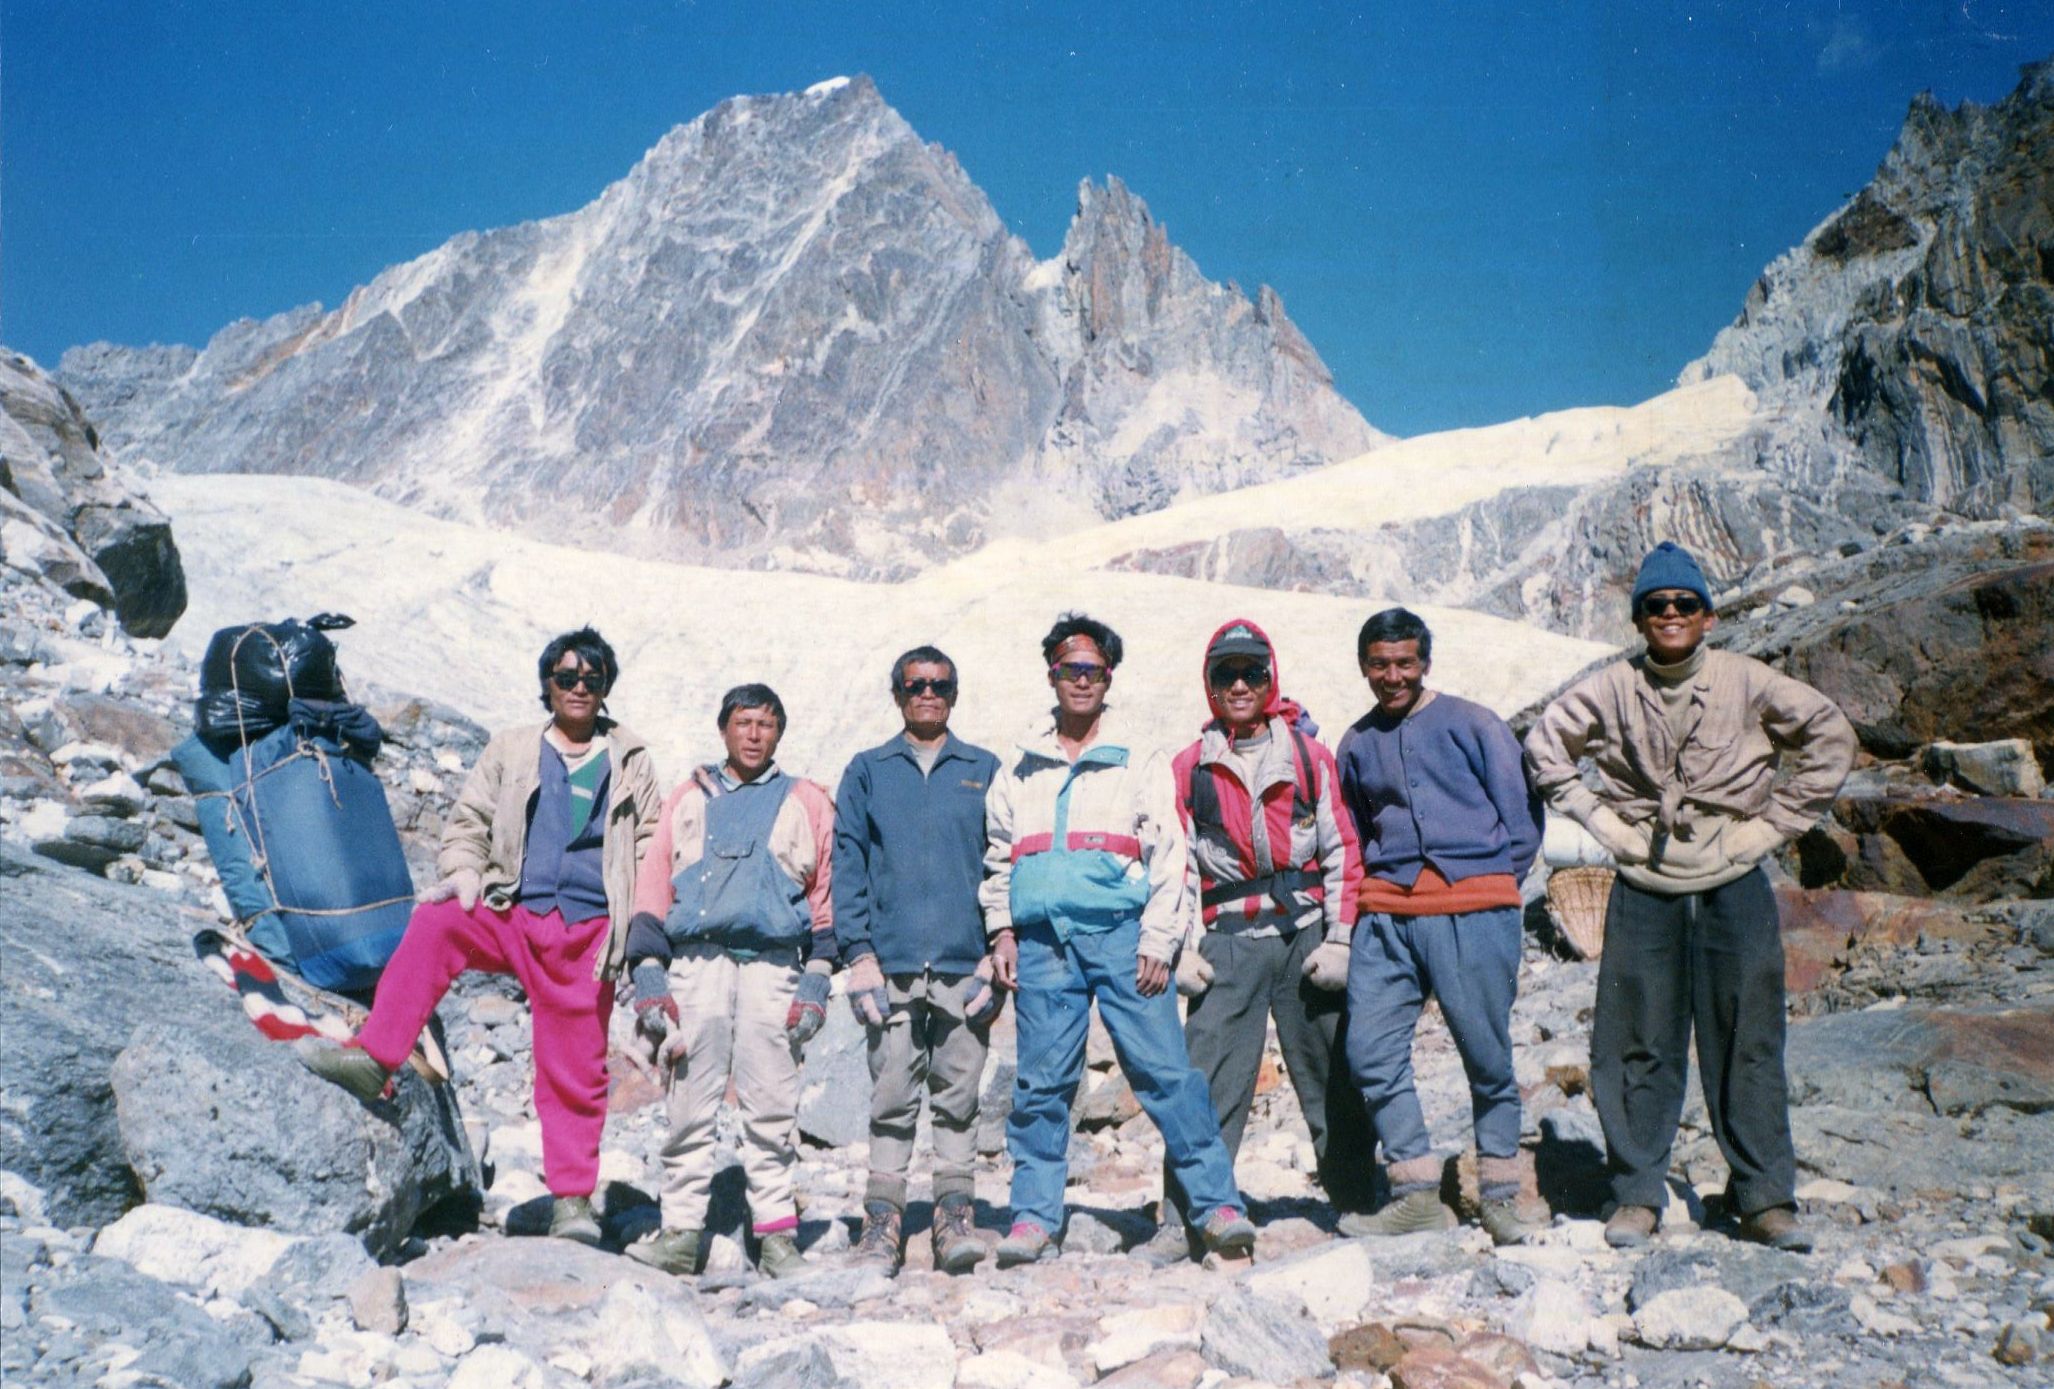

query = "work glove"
[
  {"left": 1300, "top": 938, "right": 1351, "bottom": 992},
  {"left": 962, "top": 955, "right": 1002, "bottom": 1027},
  {"left": 1175, "top": 943, "right": 1215, "bottom": 998},
  {"left": 845, "top": 953, "right": 889, "bottom": 1028},
  {"left": 786, "top": 960, "right": 833, "bottom": 1045},
  {"left": 630, "top": 961, "right": 678, "bottom": 1066},
  {"left": 418, "top": 867, "right": 483, "bottom": 910},
  {"left": 1724, "top": 819, "right": 1785, "bottom": 866},
  {"left": 1586, "top": 807, "right": 1652, "bottom": 867}
]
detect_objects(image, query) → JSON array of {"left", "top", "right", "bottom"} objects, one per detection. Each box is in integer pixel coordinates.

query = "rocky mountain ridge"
[
  {"left": 59, "top": 76, "right": 1383, "bottom": 578},
  {"left": 1100, "top": 60, "right": 2053, "bottom": 643}
]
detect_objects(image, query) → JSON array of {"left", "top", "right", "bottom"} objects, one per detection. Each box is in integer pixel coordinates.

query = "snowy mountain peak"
[{"left": 61, "top": 79, "right": 1384, "bottom": 576}]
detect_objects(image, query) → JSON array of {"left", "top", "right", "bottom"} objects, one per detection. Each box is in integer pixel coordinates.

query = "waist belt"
[{"left": 1200, "top": 866, "right": 1321, "bottom": 911}]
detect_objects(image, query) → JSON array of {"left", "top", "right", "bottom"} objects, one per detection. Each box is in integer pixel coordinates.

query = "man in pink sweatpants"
[{"left": 297, "top": 628, "right": 663, "bottom": 1244}]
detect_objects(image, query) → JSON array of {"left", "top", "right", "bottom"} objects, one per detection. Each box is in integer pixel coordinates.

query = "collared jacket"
[
  {"left": 1172, "top": 715, "right": 1361, "bottom": 943},
  {"left": 1524, "top": 648, "right": 1855, "bottom": 893},
  {"left": 438, "top": 718, "right": 663, "bottom": 980},
  {"left": 631, "top": 764, "right": 838, "bottom": 962},
  {"left": 979, "top": 708, "right": 1189, "bottom": 963},
  {"left": 833, "top": 733, "right": 1001, "bottom": 976}
]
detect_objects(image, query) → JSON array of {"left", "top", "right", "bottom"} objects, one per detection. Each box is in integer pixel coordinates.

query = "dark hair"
[
  {"left": 537, "top": 626, "right": 619, "bottom": 709},
  {"left": 718, "top": 683, "right": 786, "bottom": 732},
  {"left": 890, "top": 645, "right": 956, "bottom": 692},
  {"left": 1040, "top": 612, "right": 1124, "bottom": 670},
  {"left": 1356, "top": 607, "right": 1433, "bottom": 666}
]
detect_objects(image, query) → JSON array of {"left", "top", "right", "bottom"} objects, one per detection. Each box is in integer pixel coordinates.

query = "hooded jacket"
[{"left": 1170, "top": 619, "right": 1361, "bottom": 943}]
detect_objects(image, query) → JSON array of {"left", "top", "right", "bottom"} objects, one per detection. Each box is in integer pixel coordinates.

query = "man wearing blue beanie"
[{"left": 1525, "top": 542, "right": 1855, "bottom": 1253}]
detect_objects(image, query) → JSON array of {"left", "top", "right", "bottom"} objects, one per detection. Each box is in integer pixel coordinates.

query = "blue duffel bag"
[{"left": 174, "top": 698, "right": 414, "bottom": 994}]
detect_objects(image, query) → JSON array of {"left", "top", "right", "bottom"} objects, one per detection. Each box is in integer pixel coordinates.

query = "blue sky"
[{"left": 3, "top": 2, "right": 2048, "bottom": 436}]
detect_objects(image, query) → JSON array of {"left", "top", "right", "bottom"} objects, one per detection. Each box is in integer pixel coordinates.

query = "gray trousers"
[
  {"left": 1164, "top": 928, "right": 1379, "bottom": 1224},
  {"left": 1591, "top": 868, "right": 1797, "bottom": 1217},
  {"left": 865, "top": 969, "right": 988, "bottom": 1208}
]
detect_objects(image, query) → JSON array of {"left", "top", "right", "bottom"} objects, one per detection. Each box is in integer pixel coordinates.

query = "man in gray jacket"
[{"left": 1525, "top": 542, "right": 1855, "bottom": 1252}]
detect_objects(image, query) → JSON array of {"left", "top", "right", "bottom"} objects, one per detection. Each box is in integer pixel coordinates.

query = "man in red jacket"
[{"left": 1145, "top": 619, "right": 1376, "bottom": 1262}]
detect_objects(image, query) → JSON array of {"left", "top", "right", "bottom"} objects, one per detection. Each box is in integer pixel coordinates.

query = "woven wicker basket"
[{"left": 1545, "top": 865, "right": 1616, "bottom": 960}]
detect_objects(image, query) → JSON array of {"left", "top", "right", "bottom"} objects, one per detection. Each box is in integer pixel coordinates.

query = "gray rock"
[
  {"left": 1199, "top": 1287, "right": 1334, "bottom": 1381},
  {"left": 265, "top": 1231, "right": 378, "bottom": 1303},
  {"left": 1926, "top": 738, "right": 2047, "bottom": 798},
  {"left": 0, "top": 351, "right": 186, "bottom": 636},
  {"left": 0, "top": 838, "right": 477, "bottom": 1247},
  {"left": 1747, "top": 1277, "right": 1853, "bottom": 1334},
  {"left": 1631, "top": 1286, "right": 1749, "bottom": 1351},
  {"left": 62, "top": 813, "right": 148, "bottom": 853},
  {"left": 729, "top": 1338, "right": 851, "bottom": 1389},
  {"left": 1468, "top": 1257, "right": 1538, "bottom": 1300},
  {"left": 59, "top": 80, "right": 1382, "bottom": 581},
  {"left": 1627, "top": 1245, "right": 1814, "bottom": 1313},
  {"left": 111, "top": 1013, "right": 478, "bottom": 1260},
  {"left": 33, "top": 1255, "right": 252, "bottom": 1388},
  {"left": 1063, "top": 1205, "right": 1150, "bottom": 1254},
  {"left": 347, "top": 1264, "right": 408, "bottom": 1335}
]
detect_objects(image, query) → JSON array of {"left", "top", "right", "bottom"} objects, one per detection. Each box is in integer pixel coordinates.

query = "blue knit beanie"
[{"left": 1630, "top": 542, "right": 1711, "bottom": 612}]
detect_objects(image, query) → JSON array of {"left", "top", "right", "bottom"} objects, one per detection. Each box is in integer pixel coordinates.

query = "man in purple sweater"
[{"left": 1335, "top": 607, "right": 1544, "bottom": 1244}]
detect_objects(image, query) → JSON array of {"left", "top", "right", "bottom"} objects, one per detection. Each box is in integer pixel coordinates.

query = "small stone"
[
  {"left": 1881, "top": 1261, "right": 1926, "bottom": 1294},
  {"left": 1631, "top": 1287, "right": 1748, "bottom": 1350},
  {"left": 1089, "top": 1303, "right": 1204, "bottom": 1373},
  {"left": 1387, "top": 1344, "right": 1507, "bottom": 1389},
  {"left": 1507, "top": 1278, "right": 1589, "bottom": 1357},
  {"left": 1850, "top": 1293, "right": 1920, "bottom": 1337},
  {"left": 1994, "top": 1320, "right": 2040, "bottom": 1366},
  {"left": 346, "top": 1266, "right": 407, "bottom": 1335},
  {"left": 1329, "top": 1323, "right": 1406, "bottom": 1373}
]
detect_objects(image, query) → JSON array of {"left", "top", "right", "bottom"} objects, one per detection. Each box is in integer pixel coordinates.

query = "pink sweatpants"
[{"left": 359, "top": 899, "right": 613, "bottom": 1198}]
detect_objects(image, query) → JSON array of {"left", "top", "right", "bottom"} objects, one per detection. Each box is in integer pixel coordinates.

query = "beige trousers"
[{"left": 658, "top": 947, "right": 802, "bottom": 1234}]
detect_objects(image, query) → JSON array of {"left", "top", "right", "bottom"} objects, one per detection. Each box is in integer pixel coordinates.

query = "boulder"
[
  {"left": 1773, "top": 888, "right": 2000, "bottom": 995},
  {"left": 1925, "top": 738, "right": 2046, "bottom": 798},
  {"left": 1716, "top": 527, "right": 2053, "bottom": 761},
  {"left": 0, "top": 350, "right": 186, "bottom": 636},
  {"left": 0, "top": 844, "right": 477, "bottom": 1249},
  {"left": 1199, "top": 1287, "right": 1335, "bottom": 1381}
]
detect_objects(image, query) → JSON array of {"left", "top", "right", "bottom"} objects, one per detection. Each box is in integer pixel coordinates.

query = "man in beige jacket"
[
  {"left": 1525, "top": 543, "right": 1854, "bottom": 1253},
  {"left": 297, "top": 627, "right": 662, "bottom": 1245}
]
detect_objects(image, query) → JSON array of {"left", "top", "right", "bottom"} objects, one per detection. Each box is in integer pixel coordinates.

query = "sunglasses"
[
  {"left": 899, "top": 677, "right": 958, "bottom": 698},
  {"left": 549, "top": 670, "right": 607, "bottom": 693},
  {"left": 1639, "top": 595, "right": 1707, "bottom": 618},
  {"left": 1208, "top": 662, "right": 1272, "bottom": 690},
  {"left": 1049, "top": 661, "right": 1111, "bottom": 686}
]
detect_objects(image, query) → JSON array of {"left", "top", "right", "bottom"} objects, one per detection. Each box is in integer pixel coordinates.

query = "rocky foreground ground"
[{"left": 3, "top": 554, "right": 2053, "bottom": 1389}]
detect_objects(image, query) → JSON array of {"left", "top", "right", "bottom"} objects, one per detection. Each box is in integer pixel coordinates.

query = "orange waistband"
[{"left": 1358, "top": 865, "right": 1521, "bottom": 917}]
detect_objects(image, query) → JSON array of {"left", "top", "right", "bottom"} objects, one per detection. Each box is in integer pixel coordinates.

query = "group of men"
[{"left": 299, "top": 540, "right": 1855, "bottom": 1280}]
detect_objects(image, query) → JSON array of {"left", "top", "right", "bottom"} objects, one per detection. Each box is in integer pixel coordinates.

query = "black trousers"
[
  {"left": 1590, "top": 868, "right": 1797, "bottom": 1216},
  {"left": 1163, "top": 927, "right": 1379, "bottom": 1225}
]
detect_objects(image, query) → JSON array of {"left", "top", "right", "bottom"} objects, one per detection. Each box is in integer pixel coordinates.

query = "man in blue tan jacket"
[
  {"left": 833, "top": 645, "right": 1003, "bottom": 1277},
  {"left": 980, "top": 612, "right": 1256, "bottom": 1267}
]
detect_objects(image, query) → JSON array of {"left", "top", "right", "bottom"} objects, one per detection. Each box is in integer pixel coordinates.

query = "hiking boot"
[
  {"left": 626, "top": 1226, "right": 703, "bottom": 1275},
  {"left": 1338, "top": 1189, "right": 1457, "bottom": 1238},
  {"left": 1736, "top": 1204, "right": 1813, "bottom": 1253},
  {"left": 1132, "top": 1219, "right": 1194, "bottom": 1269},
  {"left": 548, "top": 1195, "right": 603, "bottom": 1246},
  {"left": 1198, "top": 1206, "right": 1257, "bottom": 1261},
  {"left": 1479, "top": 1197, "right": 1544, "bottom": 1247},
  {"left": 851, "top": 1200, "right": 903, "bottom": 1275},
  {"left": 293, "top": 1037, "right": 392, "bottom": 1103},
  {"left": 994, "top": 1221, "right": 1059, "bottom": 1268},
  {"left": 759, "top": 1232, "right": 809, "bottom": 1279},
  {"left": 932, "top": 1194, "right": 986, "bottom": 1275},
  {"left": 1604, "top": 1204, "right": 1659, "bottom": 1250}
]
